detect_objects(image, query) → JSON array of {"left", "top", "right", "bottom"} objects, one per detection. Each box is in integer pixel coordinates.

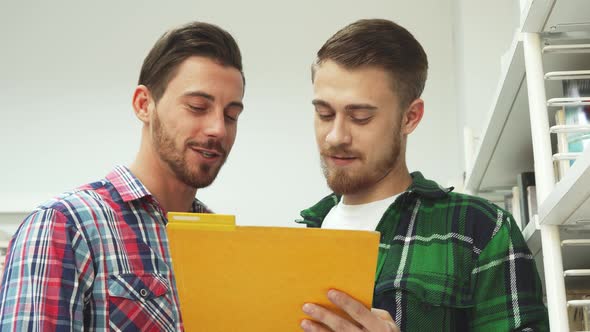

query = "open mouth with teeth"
[{"left": 191, "top": 148, "right": 222, "bottom": 160}]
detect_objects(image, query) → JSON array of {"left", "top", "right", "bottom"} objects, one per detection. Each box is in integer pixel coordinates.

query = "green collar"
[{"left": 297, "top": 172, "right": 453, "bottom": 227}]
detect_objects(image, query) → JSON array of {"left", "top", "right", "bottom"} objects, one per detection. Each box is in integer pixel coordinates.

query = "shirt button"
[{"left": 140, "top": 289, "right": 149, "bottom": 298}]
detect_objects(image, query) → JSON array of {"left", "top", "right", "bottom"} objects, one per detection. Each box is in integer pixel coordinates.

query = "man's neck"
[
  {"left": 129, "top": 152, "right": 197, "bottom": 214},
  {"left": 341, "top": 163, "right": 412, "bottom": 205}
]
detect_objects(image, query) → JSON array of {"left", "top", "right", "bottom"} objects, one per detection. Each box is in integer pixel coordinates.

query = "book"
[
  {"left": 517, "top": 172, "right": 536, "bottom": 228},
  {"left": 526, "top": 186, "right": 538, "bottom": 224},
  {"left": 504, "top": 193, "right": 513, "bottom": 213},
  {"left": 511, "top": 186, "right": 522, "bottom": 230},
  {"left": 166, "top": 212, "right": 380, "bottom": 331}
]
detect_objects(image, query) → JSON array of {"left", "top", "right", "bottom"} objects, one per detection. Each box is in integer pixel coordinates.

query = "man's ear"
[
  {"left": 132, "top": 85, "right": 154, "bottom": 124},
  {"left": 401, "top": 98, "right": 424, "bottom": 135}
]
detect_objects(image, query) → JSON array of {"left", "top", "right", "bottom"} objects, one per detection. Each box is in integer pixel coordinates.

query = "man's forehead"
[
  {"left": 313, "top": 61, "right": 400, "bottom": 105},
  {"left": 164, "top": 58, "right": 243, "bottom": 97}
]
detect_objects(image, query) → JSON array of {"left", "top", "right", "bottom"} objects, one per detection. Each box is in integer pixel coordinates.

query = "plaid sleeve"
[
  {"left": 470, "top": 212, "right": 549, "bottom": 331},
  {"left": 0, "top": 208, "right": 90, "bottom": 331}
]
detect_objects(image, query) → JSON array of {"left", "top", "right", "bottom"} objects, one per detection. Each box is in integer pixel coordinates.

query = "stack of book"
[{"left": 503, "top": 172, "right": 537, "bottom": 230}]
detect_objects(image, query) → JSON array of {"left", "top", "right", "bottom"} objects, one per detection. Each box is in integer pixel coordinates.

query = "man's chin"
[
  {"left": 179, "top": 168, "right": 220, "bottom": 189},
  {"left": 326, "top": 177, "right": 360, "bottom": 195},
  {"left": 186, "top": 176, "right": 215, "bottom": 189}
]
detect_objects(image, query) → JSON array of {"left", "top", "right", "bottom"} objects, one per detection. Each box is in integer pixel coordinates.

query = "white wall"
[{"left": 0, "top": 0, "right": 460, "bottom": 226}]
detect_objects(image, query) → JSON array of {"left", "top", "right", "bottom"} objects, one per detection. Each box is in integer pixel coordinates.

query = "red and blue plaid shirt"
[{"left": 0, "top": 166, "right": 211, "bottom": 331}]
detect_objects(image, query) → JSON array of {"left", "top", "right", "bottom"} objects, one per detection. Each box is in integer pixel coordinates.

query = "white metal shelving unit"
[{"left": 464, "top": 0, "right": 590, "bottom": 330}]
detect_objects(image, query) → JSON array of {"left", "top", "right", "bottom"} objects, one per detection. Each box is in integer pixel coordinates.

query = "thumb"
[{"left": 370, "top": 308, "right": 399, "bottom": 332}]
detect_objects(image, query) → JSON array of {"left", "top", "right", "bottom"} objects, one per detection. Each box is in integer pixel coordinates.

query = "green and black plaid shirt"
[{"left": 298, "top": 172, "right": 549, "bottom": 331}]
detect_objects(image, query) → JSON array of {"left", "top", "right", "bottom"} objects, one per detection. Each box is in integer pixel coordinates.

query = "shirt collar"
[
  {"left": 106, "top": 165, "right": 151, "bottom": 202},
  {"left": 105, "top": 165, "right": 212, "bottom": 213},
  {"left": 298, "top": 171, "right": 453, "bottom": 227},
  {"left": 406, "top": 171, "right": 454, "bottom": 199}
]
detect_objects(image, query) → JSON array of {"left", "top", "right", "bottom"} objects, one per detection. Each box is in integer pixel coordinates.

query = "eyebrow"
[
  {"left": 312, "top": 99, "right": 333, "bottom": 110},
  {"left": 183, "top": 91, "right": 244, "bottom": 110},
  {"left": 312, "top": 99, "right": 377, "bottom": 112},
  {"left": 344, "top": 104, "right": 378, "bottom": 111}
]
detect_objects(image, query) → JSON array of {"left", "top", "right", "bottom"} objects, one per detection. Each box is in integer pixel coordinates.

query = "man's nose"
[
  {"left": 325, "top": 116, "right": 351, "bottom": 147},
  {"left": 203, "top": 109, "right": 227, "bottom": 139}
]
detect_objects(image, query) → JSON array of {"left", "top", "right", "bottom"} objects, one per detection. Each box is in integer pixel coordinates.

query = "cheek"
[
  {"left": 355, "top": 130, "right": 386, "bottom": 155},
  {"left": 159, "top": 111, "right": 182, "bottom": 132},
  {"left": 177, "top": 123, "right": 194, "bottom": 142},
  {"left": 314, "top": 121, "right": 328, "bottom": 144},
  {"left": 223, "top": 126, "right": 238, "bottom": 147}
]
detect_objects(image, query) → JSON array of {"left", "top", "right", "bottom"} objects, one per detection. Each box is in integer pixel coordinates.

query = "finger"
[
  {"left": 300, "top": 319, "right": 331, "bottom": 332},
  {"left": 386, "top": 321, "right": 401, "bottom": 332},
  {"left": 327, "top": 290, "right": 382, "bottom": 330},
  {"left": 302, "top": 302, "right": 360, "bottom": 331},
  {"left": 370, "top": 309, "right": 400, "bottom": 332},
  {"left": 370, "top": 308, "right": 394, "bottom": 322}
]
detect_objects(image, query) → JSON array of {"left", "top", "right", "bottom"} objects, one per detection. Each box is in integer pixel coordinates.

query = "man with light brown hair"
[{"left": 298, "top": 19, "right": 548, "bottom": 331}]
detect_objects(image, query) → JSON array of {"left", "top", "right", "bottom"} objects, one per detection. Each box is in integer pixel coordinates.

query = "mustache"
[
  {"left": 188, "top": 139, "right": 227, "bottom": 156},
  {"left": 320, "top": 146, "right": 361, "bottom": 158}
]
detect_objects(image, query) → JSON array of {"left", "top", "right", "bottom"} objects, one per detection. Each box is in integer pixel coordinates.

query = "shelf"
[
  {"left": 552, "top": 152, "right": 582, "bottom": 161},
  {"left": 523, "top": 216, "right": 541, "bottom": 253},
  {"left": 543, "top": 43, "right": 590, "bottom": 53},
  {"left": 465, "top": 39, "right": 590, "bottom": 194},
  {"left": 559, "top": 229, "right": 590, "bottom": 291},
  {"left": 550, "top": 124, "right": 590, "bottom": 134},
  {"left": 564, "top": 269, "right": 590, "bottom": 277},
  {"left": 525, "top": 217, "right": 590, "bottom": 254},
  {"left": 547, "top": 96, "right": 590, "bottom": 107},
  {"left": 482, "top": 1, "right": 590, "bottom": 327},
  {"left": 567, "top": 299, "right": 590, "bottom": 307},
  {"left": 522, "top": 0, "right": 590, "bottom": 33},
  {"left": 562, "top": 239, "right": 590, "bottom": 246},
  {"left": 538, "top": 148, "right": 590, "bottom": 226},
  {"left": 528, "top": 226, "right": 590, "bottom": 290},
  {"left": 545, "top": 69, "right": 590, "bottom": 80},
  {"left": 464, "top": 38, "right": 533, "bottom": 193}
]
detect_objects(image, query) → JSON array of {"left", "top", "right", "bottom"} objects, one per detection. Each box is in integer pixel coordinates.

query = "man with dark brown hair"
[
  {"left": 0, "top": 21, "right": 244, "bottom": 331},
  {"left": 298, "top": 19, "right": 548, "bottom": 331}
]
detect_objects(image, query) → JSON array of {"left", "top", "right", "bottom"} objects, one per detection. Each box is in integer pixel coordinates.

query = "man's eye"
[
  {"left": 352, "top": 116, "right": 372, "bottom": 124},
  {"left": 188, "top": 105, "right": 206, "bottom": 112},
  {"left": 225, "top": 109, "right": 242, "bottom": 123},
  {"left": 316, "top": 112, "right": 334, "bottom": 120}
]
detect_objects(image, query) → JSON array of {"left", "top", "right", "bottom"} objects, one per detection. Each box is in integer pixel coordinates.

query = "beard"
[
  {"left": 320, "top": 135, "right": 401, "bottom": 195},
  {"left": 152, "top": 111, "right": 227, "bottom": 189}
]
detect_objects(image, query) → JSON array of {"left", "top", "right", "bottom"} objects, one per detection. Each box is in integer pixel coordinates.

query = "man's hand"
[{"left": 301, "top": 290, "right": 400, "bottom": 332}]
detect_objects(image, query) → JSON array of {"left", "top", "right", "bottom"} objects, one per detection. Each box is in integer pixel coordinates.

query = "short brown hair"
[
  {"left": 313, "top": 19, "right": 427, "bottom": 108},
  {"left": 138, "top": 21, "right": 244, "bottom": 102}
]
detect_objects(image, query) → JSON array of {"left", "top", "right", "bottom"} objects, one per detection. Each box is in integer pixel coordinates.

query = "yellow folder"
[{"left": 167, "top": 212, "right": 380, "bottom": 332}]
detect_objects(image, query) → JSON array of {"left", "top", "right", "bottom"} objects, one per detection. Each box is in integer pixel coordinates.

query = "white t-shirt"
[{"left": 321, "top": 194, "right": 399, "bottom": 231}]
